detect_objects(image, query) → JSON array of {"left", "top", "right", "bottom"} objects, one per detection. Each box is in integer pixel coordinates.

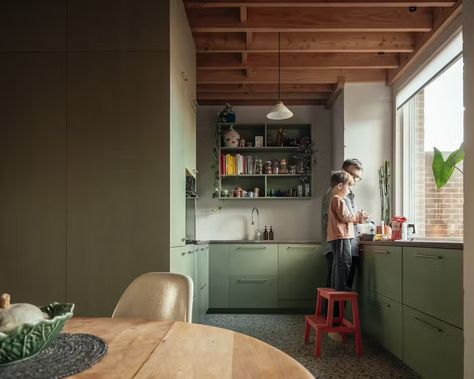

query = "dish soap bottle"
[
  {"left": 263, "top": 226, "right": 268, "bottom": 240},
  {"left": 269, "top": 226, "right": 274, "bottom": 240}
]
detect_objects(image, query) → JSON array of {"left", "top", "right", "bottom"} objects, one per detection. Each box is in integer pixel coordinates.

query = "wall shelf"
[{"left": 218, "top": 123, "right": 313, "bottom": 200}]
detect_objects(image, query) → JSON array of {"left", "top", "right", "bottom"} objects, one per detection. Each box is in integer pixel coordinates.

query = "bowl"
[
  {"left": 360, "top": 233, "right": 375, "bottom": 241},
  {"left": 0, "top": 302, "right": 74, "bottom": 365}
]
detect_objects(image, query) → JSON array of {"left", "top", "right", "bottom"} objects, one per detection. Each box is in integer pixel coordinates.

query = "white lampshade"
[{"left": 266, "top": 101, "right": 293, "bottom": 120}]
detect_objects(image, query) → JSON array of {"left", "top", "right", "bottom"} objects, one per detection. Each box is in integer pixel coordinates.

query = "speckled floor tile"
[{"left": 202, "top": 314, "right": 419, "bottom": 379}]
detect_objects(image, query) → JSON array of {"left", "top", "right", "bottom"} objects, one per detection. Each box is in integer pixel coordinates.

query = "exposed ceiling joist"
[
  {"left": 187, "top": 7, "right": 433, "bottom": 32},
  {"left": 185, "top": 0, "right": 460, "bottom": 105},
  {"left": 325, "top": 78, "right": 345, "bottom": 109},
  {"left": 186, "top": 1, "right": 454, "bottom": 8},
  {"left": 197, "top": 68, "right": 387, "bottom": 83},
  {"left": 194, "top": 32, "right": 416, "bottom": 53},
  {"left": 197, "top": 52, "right": 400, "bottom": 69},
  {"left": 197, "top": 83, "right": 335, "bottom": 93},
  {"left": 387, "top": 0, "right": 462, "bottom": 84}
]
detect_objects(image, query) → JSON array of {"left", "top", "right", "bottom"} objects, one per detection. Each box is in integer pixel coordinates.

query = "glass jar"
[
  {"left": 264, "top": 161, "right": 272, "bottom": 174},
  {"left": 272, "top": 160, "right": 279, "bottom": 174},
  {"left": 255, "top": 159, "right": 263, "bottom": 174},
  {"left": 279, "top": 159, "right": 288, "bottom": 174}
]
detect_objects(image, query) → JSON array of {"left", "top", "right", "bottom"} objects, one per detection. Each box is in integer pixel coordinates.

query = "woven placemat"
[{"left": 0, "top": 333, "right": 108, "bottom": 379}]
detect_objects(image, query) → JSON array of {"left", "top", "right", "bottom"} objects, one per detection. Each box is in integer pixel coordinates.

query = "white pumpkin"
[
  {"left": 0, "top": 294, "right": 48, "bottom": 334},
  {"left": 223, "top": 126, "right": 240, "bottom": 147}
]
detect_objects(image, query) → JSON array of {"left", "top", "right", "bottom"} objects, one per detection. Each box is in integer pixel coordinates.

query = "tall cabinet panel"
[
  {"left": 0, "top": 54, "right": 67, "bottom": 305},
  {"left": 67, "top": 52, "right": 170, "bottom": 316}
]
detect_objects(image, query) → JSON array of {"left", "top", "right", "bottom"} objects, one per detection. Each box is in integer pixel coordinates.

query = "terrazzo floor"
[{"left": 203, "top": 314, "right": 419, "bottom": 379}]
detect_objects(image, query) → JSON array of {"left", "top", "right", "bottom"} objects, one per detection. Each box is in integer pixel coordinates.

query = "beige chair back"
[{"left": 112, "top": 272, "right": 193, "bottom": 323}]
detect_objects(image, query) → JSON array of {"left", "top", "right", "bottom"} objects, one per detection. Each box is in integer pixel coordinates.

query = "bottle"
[
  {"left": 263, "top": 226, "right": 268, "bottom": 240},
  {"left": 269, "top": 226, "right": 274, "bottom": 240}
]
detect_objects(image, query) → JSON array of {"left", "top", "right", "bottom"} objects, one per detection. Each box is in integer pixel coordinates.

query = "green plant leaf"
[
  {"left": 432, "top": 147, "right": 455, "bottom": 189},
  {"left": 446, "top": 143, "right": 465, "bottom": 166}
]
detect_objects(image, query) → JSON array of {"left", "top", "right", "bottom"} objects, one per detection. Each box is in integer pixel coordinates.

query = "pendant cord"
[{"left": 278, "top": 32, "right": 281, "bottom": 101}]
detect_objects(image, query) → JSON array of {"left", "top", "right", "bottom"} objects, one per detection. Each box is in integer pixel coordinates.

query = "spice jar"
[
  {"left": 272, "top": 160, "right": 279, "bottom": 174},
  {"left": 279, "top": 159, "right": 288, "bottom": 174},
  {"left": 264, "top": 161, "right": 272, "bottom": 174}
]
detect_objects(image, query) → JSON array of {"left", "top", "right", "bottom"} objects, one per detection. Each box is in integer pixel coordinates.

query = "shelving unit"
[{"left": 218, "top": 123, "right": 313, "bottom": 200}]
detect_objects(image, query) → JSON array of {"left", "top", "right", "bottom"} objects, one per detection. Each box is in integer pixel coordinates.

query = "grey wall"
[
  {"left": 331, "top": 91, "right": 345, "bottom": 170},
  {"left": 344, "top": 83, "right": 393, "bottom": 223},
  {"left": 196, "top": 105, "right": 332, "bottom": 241},
  {"left": 463, "top": 1, "right": 474, "bottom": 376}
]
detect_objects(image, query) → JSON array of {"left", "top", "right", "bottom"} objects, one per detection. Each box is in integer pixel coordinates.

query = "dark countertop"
[
  {"left": 360, "top": 240, "right": 463, "bottom": 250},
  {"left": 209, "top": 240, "right": 320, "bottom": 244},
  {"left": 185, "top": 240, "right": 211, "bottom": 245}
]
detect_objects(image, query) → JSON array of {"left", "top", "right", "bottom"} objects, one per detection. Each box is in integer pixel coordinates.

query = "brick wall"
[{"left": 413, "top": 91, "right": 464, "bottom": 238}]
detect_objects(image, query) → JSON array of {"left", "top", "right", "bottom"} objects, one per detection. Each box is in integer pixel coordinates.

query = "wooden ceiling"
[{"left": 184, "top": 0, "right": 462, "bottom": 107}]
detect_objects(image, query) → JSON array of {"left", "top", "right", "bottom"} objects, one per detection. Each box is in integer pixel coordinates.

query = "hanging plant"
[
  {"left": 294, "top": 136, "right": 317, "bottom": 183},
  {"left": 211, "top": 120, "right": 222, "bottom": 198}
]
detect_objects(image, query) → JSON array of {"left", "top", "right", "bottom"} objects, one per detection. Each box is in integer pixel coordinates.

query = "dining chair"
[{"left": 112, "top": 272, "right": 193, "bottom": 323}]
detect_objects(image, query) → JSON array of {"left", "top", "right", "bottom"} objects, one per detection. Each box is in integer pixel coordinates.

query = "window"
[{"left": 397, "top": 56, "right": 463, "bottom": 238}]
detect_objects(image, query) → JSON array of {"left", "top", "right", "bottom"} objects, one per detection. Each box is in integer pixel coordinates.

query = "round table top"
[{"left": 65, "top": 317, "right": 314, "bottom": 378}]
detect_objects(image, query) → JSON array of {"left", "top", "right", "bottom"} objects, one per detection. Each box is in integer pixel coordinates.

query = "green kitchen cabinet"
[
  {"left": 403, "top": 305, "right": 463, "bottom": 379},
  {"left": 360, "top": 290, "right": 402, "bottom": 360},
  {"left": 170, "top": 61, "right": 187, "bottom": 248},
  {"left": 361, "top": 245, "right": 402, "bottom": 302},
  {"left": 403, "top": 247, "right": 463, "bottom": 328},
  {"left": 209, "top": 244, "right": 230, "bottom": 308},
  {"left": 229, "top": 244, "right": 278, "bottom": 307},
  {"left": 197, "top": 244, "right": 209, "bottom": 321},
  {"left": 278, "top": 244, "right": 324, "bottom": 301},
  {"left": 229, "top": 275, "right": 278, "bottom": 308},
  {"left": 229, "top": 244, "right": 278, "bottom": 275}
]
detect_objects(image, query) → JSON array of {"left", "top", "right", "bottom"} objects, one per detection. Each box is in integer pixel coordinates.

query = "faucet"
[
  {"left": 251, "top": 207, "right": 259, "bottom": 226},
  {"left": 250, "top": 207, "right": 261, "bottom": 240}
]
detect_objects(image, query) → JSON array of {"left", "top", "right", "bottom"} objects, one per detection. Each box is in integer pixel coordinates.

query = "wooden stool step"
[{"left": 304, "top": 287, "right": 363, "bottom": 358}]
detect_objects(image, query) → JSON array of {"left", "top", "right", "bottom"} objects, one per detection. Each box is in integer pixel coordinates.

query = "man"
[{"left": 321, "top": 158, "right": 365, "bottom": 290}]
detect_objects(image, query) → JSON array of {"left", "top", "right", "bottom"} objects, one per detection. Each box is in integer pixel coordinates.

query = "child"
[{"left": 327, "top": 170, "right": 366, "bottom": 291}]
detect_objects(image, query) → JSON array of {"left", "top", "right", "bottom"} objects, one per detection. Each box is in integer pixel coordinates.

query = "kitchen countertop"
[
  {"left": 360, "top": 240, "right": 463, "bottom": 250},
  {"left": 209, "top": 240, "right": 320, "bottom": 244},
  {"left": 206, "top": 239, "right": 463, "bottom": 249}
]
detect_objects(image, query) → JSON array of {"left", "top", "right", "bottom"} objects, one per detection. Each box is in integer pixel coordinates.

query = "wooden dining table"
[{"left": 65, "top": 318, "right": 314, "bottom": 378}]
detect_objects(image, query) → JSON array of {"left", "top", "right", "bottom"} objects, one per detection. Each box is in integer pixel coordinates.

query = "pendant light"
[{"left": 267, "top": 32, "right": 293, "bottom": 120}]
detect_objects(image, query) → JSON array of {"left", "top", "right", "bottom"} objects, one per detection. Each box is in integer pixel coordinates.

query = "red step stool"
[{"left": 304, "top": 287, "right": 363, "bottom": 358}]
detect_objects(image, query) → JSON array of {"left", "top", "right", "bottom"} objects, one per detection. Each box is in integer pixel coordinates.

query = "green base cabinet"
[
  {"left": 278, "top": 244, "right": 324, "bottom": 301},
  {"left": 403, "top": 247, "right": 463, "bottom": 328},
  {"left": 360, "top": 291, "right": 402, "bottom": 360},
  {"left": 229, "top": 275, "right": 278, "bottom": 308},
  {"left": 403, "top": 305, "right": 463, "bottom": 379},
  {"left": 361, "top": 245, "right": 402, "bottom": 302},
  {"left": 209, "top": 244, "right": 230, "bottom": 308}
]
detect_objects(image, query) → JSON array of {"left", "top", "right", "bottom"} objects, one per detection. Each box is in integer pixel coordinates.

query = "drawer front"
[
  {"left": 361, "top": 245, "right": 402, "bottom": 302},
  {"left": 278, "top": 244, "right": 324, "bottom": 300},
  {"left": 360, "top": 291, "right": 402, "bottom": 359},
  {"left": 229, "top": 275, "right": 278, "bottom": 308},
  {"left": 403, "top": 247, "right": 463, "bottom": 328},
  {"left": 403, "top": 305, "right": 463, "bottom": 379},
  {"left": 197, "top": 244, "right": 209, "bottom": 288},
  {"left": 209, "top": 244, "right": 230, "bottom": 308},
  {"left": 230, "top": 244, "right": 278, "bottom": 276}
]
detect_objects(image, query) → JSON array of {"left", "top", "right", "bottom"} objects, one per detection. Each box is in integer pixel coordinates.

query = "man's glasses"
[{"left": 349, "top": 173, "right": 362, "bottom": 182}]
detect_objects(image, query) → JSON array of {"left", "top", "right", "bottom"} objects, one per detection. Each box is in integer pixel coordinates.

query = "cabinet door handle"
[
  {"left": 286, "top": 247, "right": 314, "bottom": 250},
  {"left": 369, "top": 299, "right": 391, "bottom": 308},
  {"left": 237, "top": 246, "right": 267, "bottom": 250},
  {"left": 188, "top": 250, "right": 194, "bottom": 254},
  {"left": 237, "top": 279, "right": 267, "bottom": 284},
  {"left": 414, "top": 253, "right": 443, "bottom": 260},
  {"left": 181, "top": 252, "right": 186, "bottom": 256},
  {"left": 414, "top": 317, "right": 443, "bottom": 333},
  {"left": 374, "top": 250, "right": 390, "bottom": 255},
  {"left": 200, "top": 283, "right": 207, "bottom": 290}
]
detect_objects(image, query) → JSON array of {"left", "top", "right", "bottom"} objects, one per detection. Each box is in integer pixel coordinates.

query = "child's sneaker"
[{"left": 328, "top": 332, "right": 342, "bottom": 342}]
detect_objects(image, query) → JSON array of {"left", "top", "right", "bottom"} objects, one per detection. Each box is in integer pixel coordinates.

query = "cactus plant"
[{"left": 379, "top": 161, "right": 391, "bottom": 225}]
